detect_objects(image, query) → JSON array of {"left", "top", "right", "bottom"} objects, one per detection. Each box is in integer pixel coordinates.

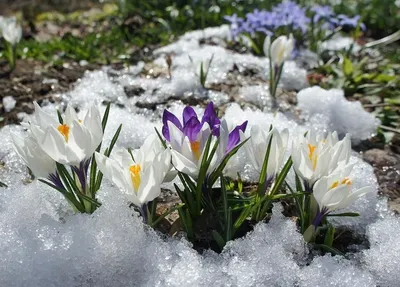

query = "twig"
[
  {"left": 363, "top": 103, "right": 399, "bottom": 108},
  {"left": 380, "top": 125, "right": 400, "bottom": 134}
]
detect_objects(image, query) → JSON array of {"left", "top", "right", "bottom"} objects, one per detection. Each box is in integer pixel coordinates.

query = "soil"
[{"left": 0, "top": 59, "right": 100, "bottom": 127}]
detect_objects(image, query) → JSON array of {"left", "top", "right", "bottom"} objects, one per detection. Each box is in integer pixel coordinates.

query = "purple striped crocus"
[{"left": 162, "top": 102, "right": 247, "bottom": 178}]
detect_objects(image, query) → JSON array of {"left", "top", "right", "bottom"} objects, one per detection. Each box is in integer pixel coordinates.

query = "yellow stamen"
[
  {"left": 330, "top": 177, "right": 352, "bottom": 190},
  {"left": 341, "top": 177, "right": 352, "bottom": 185},
  {"left": 190, "top": 141, "right": 201, "bottom": 160},
  {"left": 308, "top": 144, "right": 318, "bottom": 171},
  {"left": 129, "top": 164, "right": 141, "bottom": 191},
  {"left": 330, "top": 181, "right": 339, "bottom": 189},
  {"left": 57, "top": 124, "right": 70, "bottom": 142}
]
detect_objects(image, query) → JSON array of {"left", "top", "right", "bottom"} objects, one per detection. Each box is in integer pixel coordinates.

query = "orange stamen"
[
  {"left": 129, "top": 164, "right": 141, "bottom": 191},
  {"left": 190, "top": 141, "right": 201, "bottom": 160},
  {"left": 57, "top": 124, "right": 70, "bottom": 142}
]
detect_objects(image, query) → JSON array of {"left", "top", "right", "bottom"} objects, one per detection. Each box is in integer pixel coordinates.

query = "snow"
[
  {"left": 297, "top": 86, "right": 379, "bottom": 141},
  {"left": 2, "top": 96, "right": 16, "bottom": 112},
  {"left": 0, "top": 25, "right": 396, "bottom": 286}
]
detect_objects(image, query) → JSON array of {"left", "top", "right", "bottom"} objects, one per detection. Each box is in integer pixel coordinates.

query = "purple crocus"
[
  {"left": 162, "top": 102, "right": 221, "bottom": 143},
  {"left": 225, "top": 120, "right": 248, "bottom": 154}
]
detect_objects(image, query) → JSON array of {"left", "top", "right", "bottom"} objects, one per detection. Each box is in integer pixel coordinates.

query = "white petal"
[{"left": 170, "top": 149, "right": 198, "bottom": 177}]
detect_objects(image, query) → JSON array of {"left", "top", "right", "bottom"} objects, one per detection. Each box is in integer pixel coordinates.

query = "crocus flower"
[
  {"left": 162, "top": 102, "right": 247, "bottom": 178},
  {"left": 311, "top": 168, "right": 372, "bottom": 226},
  {"left": 28, "top": 102, "right": 103, "bottom": 166},
  {"left": 95, "top": 137, "right": 171, "bottom": 210},
  {"left": 291, "top": 131, "right": 351, "bottom": 189},
  {"left": 12, "top": 133, "right": 56, "bottom": 179},
  {"left": 270, "top": 34, "right": 295, "bottom": 67},
  {"left": 241, "top": 125, "right": 289, "bottom": 183},
  {"left": 215, "top": 119, "right": 248, "bottom": 177},
  {"left": 2, "top": 17, "right": 22, "bottom": 45}
]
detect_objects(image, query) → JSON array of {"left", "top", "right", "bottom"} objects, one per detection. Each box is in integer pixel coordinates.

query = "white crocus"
[
  {"left": 2, "top": 17, "right": 22, "bottom": 45},
  {"left": 263, "top": 35, "right": 271, "bottom": 57},
  {"left": 291, "top": 131, "right": 351, "bottom": 188},
  {"left": 168, "top": 121, "right": 216, "bottom": 178},
  {"left": 11, "top": 133, "right": 56, "bottom": 178},
  {"left": 95, "top": 138, "right": 171, "bottom": 208},
  {"left": 269, "top": 34, "right": 294, "bottom": 66},
  {"left": 313, "top": 169, "right": 372, "bottom": 215},
  {"left": 241, "top": 125, "right": 289, "bottom": 180},
  {"left": 29, "top": 102, "right": 103, "bottom": 166},
  {"left": 134, "top": 134, "right": 176, "bottom": 182}
]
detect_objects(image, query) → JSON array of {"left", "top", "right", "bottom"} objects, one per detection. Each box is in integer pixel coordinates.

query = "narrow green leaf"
[
  {"left": 101, "top": 102, "right": 111, "bottom": 132},
  {"left": 104, "top": 124, "right": 122, "bottom": 157},
  {"left": 234, "top": 205, "right": 252, "bottom": 230},
  {"left": 268, "top": 157, "right": 293, "bottom": 196},
  {"left": 324, "top": 224, "right": 335, "bottom": 247},
  {"left": 326, "top": 212, "right": 360, "bottom": 217},
  {"left": 154, "top": 127, "right": 168, "bottom": 149},
  {"left": 315, "top": 244, "right": 345, "bottom": 257},
  {"left": 209, "top": 138, "right": 249, "bottom": 186},
  {"left": 256, "top": 135, "right": 274, "bottom": 197},
  {"left": 212, "top": 230, "right": 226, "bottom": 251},
  {"left": 56, "top": 109, "right": 64, "bottom": 124},
  {"left": 286, "top": 182, "right": 304, "bottom": 233}
]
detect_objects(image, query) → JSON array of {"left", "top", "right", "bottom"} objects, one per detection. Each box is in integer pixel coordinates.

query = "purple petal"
[
  {"left": 226, "top": 121, "right": 248, "bottom": 153},
  {"left": 162, "top": 109, "right": 183, "bottom": 141},
  {"left": 183, "top": 106, "right": 198, "bottom": 125},
  {"left": 201, "top": 102, "right": 221, "bottom": 136},
  {"left": 183, "top": 116, "right": 202, "bottom": 142}
]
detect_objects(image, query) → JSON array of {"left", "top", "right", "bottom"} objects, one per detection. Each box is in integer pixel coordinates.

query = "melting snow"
[{"left": 0, "top": 25, "right": 396, "bottom": 287}]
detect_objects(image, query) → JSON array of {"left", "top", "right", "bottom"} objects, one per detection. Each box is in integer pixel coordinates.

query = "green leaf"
[
  {"left": 342, "top": 57, "right": 354, "bottom": 77},
  {"left": 234, "top": 204, "right": 252, "bottom": 230},
  {"left": 286, "top": 182, "right": 304, "bottom": 232},
  {"left": 101, "top": 102, "right": 111, "bottom": 132},
  {"left": 256, "top": 134, "right": 274, "bottom": 197},
  {"left": 209, "top": 138, "right": 248, "bottom": 186},
  {"left": 212, "top": 230, "right": 226, "bottom": 251},
  {"left": 324, "top": 223, "right": 335, "bottom": 247},
  {"left": 315, "top": 244, "right": 345, "bottom": 257},
  {"left": 326, "top": 212, "right": 360, "bottom": 217},
  {"left": 56, "top": 109, "right": 64, "bottom": 124},
  {"left": 268, "top": 157, "right": 293, "bottom": 196},
  {"left": 154, "top": 127, "right": 168, "bottom": 149}
]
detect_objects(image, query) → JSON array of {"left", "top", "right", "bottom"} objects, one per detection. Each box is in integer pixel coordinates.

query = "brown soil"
[{"left": 0, "top": 59, "right": 99, "bottom": 127}]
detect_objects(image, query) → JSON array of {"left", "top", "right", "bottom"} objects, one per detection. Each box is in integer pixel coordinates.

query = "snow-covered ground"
[{"left": 0, "top": 26, "right": 397, "bottom": 286}]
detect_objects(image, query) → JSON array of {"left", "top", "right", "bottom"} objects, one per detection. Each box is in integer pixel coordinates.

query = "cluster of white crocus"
[
  {"left": 313, "top": 167, "right": 372, "bottom": 215},
  {"left": 291, "top": 131, "right": 351, "bottom": 189},
  {"left": 291, "top": 131, "right": 372, "bottom": 241},
  {"left": 0, "top": 16, "right": 22, "bottom": 46},
  {"left": 29, "top": 102, "right": 103, "bottom": 166},
  {"left": 13, "top": 102, "right": 103, "bottom": 176},
  {"left": 95, "top": 135, "right": 172, "bottom": 209}
]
